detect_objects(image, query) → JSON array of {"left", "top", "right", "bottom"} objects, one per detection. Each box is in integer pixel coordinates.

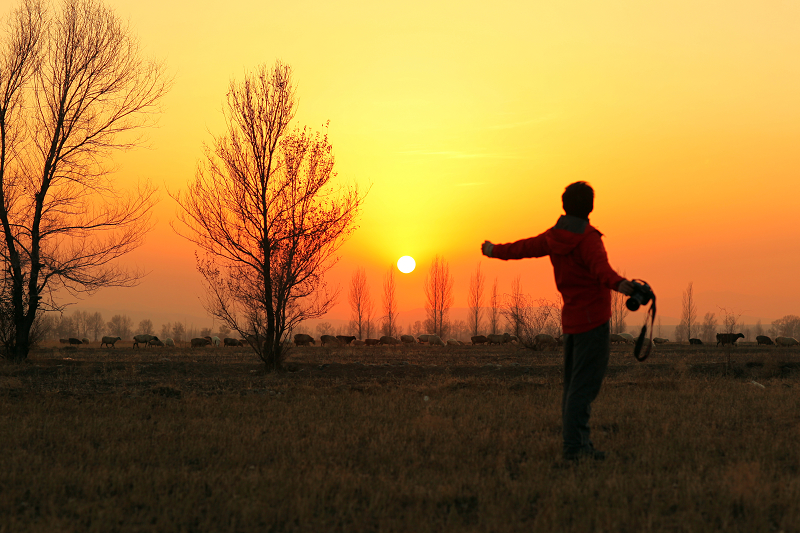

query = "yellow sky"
[{"left": 43, "top": 0, "right": 800, "bottom": 327}]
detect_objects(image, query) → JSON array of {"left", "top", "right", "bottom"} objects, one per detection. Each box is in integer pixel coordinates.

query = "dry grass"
[{"left": 2, "top": 342, "right": 800, "bottom": 532}]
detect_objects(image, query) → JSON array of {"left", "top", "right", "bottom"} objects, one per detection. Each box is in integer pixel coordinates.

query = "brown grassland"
[{"left": 2, "top": 340, "right": 800, "bottom": 532}]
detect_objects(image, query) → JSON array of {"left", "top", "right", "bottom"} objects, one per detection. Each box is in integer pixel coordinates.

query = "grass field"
[{"left": 2, "top": 341, "right": 800, "bottom": 532}]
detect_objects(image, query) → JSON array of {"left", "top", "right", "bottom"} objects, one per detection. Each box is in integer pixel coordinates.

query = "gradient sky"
[{"left": 41, "top": 0, "right": 800, "bottom": 328}]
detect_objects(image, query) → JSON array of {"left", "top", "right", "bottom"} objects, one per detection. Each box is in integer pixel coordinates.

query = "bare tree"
[
  {"left": 138, "top": 319, "right": 153, "bottom": 335},
  {"left": 679, "top": 282, "right": 698, "bottom": 342},
  {"left": 171, "top": 322, "right": 185, "bottom": 344},
  {"left": 451, "top": 319, "right": 468, "bottom": 341},
  {"left": 518, "top": 297, "right": 562, "bottom": 348},
  {"left": 87, "top": 311, "right": 103, "bottom": 341},
  {"left": 73, "top": 310, "right": 89, "bottom": 338},
  {"left": 423, "top": 255, "right": 453, "bottom": 338},
  {"left": 718, "top": 306, "right": 743, "bottom": 335},
  {"left": 160, "top": 322, "right": 171, "bottom": 340},
  {"left": 0, "top": 0, "right": 168, "bottom": 360},
  {"left": 382, "top": 266, "right": 399, "bottom": 338},
  {"left": 217, "top": 323, "right": 231, "bottom": 338},
  {"left": 467, "top": 262, "right": 484, "bottom": 337},
  {"left": 172, "top": 61, "right": 363, "bottom": 371},
  {"left": 315, "top": 322, "right": 332, "bottom": 336},
  {"left": 701, "top": 312, "right": 718, "bottom": 344},
  {"left": 348, "top": 267, "right": 371, "bottom": 339},
  {"left": 502, "top": 276, "right": 525, "bottom": 338},
  {"left": 106, "top": 314, "right": 132, "bottom": 339},
  {"left": 489, "top": 278, "right": 499, "bottom": 335},
  {"left": 770, "top": 315, "right": 800, "bottom": 338}
]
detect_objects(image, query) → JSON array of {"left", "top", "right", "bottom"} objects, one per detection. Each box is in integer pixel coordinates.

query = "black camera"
[{"left": 626, "top": 280, "right": 654, "bottom": 311}]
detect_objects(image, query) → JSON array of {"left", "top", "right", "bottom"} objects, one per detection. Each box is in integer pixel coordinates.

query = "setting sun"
[{"left": 397, "top": 256, "right": 416, "bottom": 274}]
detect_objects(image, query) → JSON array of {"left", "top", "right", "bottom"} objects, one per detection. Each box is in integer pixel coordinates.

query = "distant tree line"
[{"left": 341, "top": 259, "right": 563, "bottom": 345}]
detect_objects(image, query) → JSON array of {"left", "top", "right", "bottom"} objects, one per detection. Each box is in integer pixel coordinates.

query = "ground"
[{"left": 2, "top": 341, "right": 799, "bottom": 532}]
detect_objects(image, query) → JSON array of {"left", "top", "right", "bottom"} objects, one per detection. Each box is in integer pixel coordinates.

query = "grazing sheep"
[
  {"left": 534, "top": 334, "right": 558, "bottom": 350},
  {"left": 224, "top": 337, "right": 244, "bottom": 347},
  {"left": 756, "top": 335, "right": 774, "bottom": 346},
  {"left": 653, "top": 338, "right": 669, "bottom": 344},
  {"left": 148, "top": 338, "right": 165, "bottom": 347},
  {"left": 775, "top": 337, "right": 800, "bottom": 347},
  {"left": 506, "top": 334, "right": 519, "bottom": 344},
  {"left": 191, "top": 337, "right": 211, "bottom": 348},
  {"left": 427, "top": 335, "right": 445, "bottom": 346},
  {"left": 689, "top": 338, "right": 703, "bottom": 345},
  {"left": 471, "top": 335, "right": 488, "bottom": 345},
  {"left": 68, "top": 338, "right": 82, "bottom": 345},
  {"left": 446, "top": 339, "right": 460, "bottom": 346},
  {"left": 610, "top": 334, "right": 626, "bottom": 344},
  {"left": 716, "top": 333, "right": 744, "bottom": 347},
  {"left": 353, "top": 339, "right": 366, "bottom": 346},
  {"left": 336, "top": 335, "right": 357, "bottom": 345},
  {"left": 100, "top": 336, "right": 121, "bottom": 348},
  {"left": 81, "top": 338, "right": 90, "bottom": 345},
  {"left": 400, "top": 335, "right": 416, "bottom": 344},
  {"left": 320, "top": 335, "right": 340, "bottom": 346},
  {"left": 133, "top": 334, "right": 157, "bottom": 349},
  {"left": 487, "top": 334, "right": 506, "bottom": 345},
  {"left": 165, "top": 338, "right": 175, "bottom": 347},
  {"left": 365, "top": 338, "right": 380, "bottom": 346},
  {"left": 293, "top": 334, "right": 315, "bottom": 346},
  {"left": 379, "top": 336, "right": 400, "bottom": 345},
  {"left": 619, "top": 333, "right": 635, "bottom": 344},
  {"left": 417, "top": 334, "right": 432, "bottom": 344},
  {"left": 211, "top": 336, "right": 221, "bottom": 347}
]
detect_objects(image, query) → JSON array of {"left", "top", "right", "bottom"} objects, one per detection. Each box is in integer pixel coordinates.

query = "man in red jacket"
[{"left": 481, "top": 181, "right": 634, "bottom": 461}]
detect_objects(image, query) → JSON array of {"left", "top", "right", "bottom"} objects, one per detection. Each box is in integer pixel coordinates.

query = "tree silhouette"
[
  {"left": 172, "top": 61, "right": 363, "bottom": 371},
  {"left": 0, "top": 0, "right": 168, "bottom": 360},
  {"left": 423, "top": 255, "right": 453, "bottom": 338},
  {"left": 468, "top": 262, "right": 484, "bottom": 337}
]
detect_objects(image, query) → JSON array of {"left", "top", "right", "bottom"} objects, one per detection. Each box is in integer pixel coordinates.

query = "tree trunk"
[{"left": 10, "top": 324, "right": 31, "bottom": 362}]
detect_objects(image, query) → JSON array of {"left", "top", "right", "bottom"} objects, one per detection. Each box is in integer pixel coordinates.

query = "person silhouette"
[{"left": 482, "top": 181, "right": 634, "bottom": 461}]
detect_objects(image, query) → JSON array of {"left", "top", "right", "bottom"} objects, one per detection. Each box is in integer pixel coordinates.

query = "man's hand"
[
  {"left": 617, "top": 279, "right": 635, "bottom": 296},
  {"left": 481, "top": 241, "right": 494, "bottom": 258}
]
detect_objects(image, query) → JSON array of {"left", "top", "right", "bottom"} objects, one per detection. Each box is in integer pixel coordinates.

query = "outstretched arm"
[{"left": 481, "top": 234, "right": 549, "bottom": 260}]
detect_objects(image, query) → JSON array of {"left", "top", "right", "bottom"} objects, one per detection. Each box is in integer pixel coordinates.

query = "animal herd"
[
  {"left": 62, "top": 334, "right": 246, "bottom": 349},
  {"left": 295, "top": 332, "right": 524, "bottom": 347},
  {"left": 59, "top": 331, "right": 800, "bottom": 349}
]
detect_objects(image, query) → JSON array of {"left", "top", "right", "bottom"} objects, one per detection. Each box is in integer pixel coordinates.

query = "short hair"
[{"left": 562, "top": 181, "right": 594, "bottom": 219}]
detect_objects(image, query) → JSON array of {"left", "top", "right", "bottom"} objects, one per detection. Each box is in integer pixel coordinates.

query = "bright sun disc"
[{"left": 397, "top": 256, "right": 416, "bottom": 274}]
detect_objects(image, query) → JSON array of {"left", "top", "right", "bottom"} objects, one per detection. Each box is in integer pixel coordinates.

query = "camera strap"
[{"left": 633, "top": 294, "right": 656, "bottom": 361}]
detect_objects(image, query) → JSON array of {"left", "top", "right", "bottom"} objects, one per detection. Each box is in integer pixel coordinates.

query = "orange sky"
[{"left": 42, "top": 0, "right": 800, "bottom": 329}]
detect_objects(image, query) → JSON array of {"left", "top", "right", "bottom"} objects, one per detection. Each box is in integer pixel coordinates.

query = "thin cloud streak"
[{"left": 397, "top": 150, "right": 523, "bottom": 160}]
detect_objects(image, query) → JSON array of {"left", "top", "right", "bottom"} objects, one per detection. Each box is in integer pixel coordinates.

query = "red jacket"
[{"left": 491, "top": 215, "right": 625, "bottom": 334}]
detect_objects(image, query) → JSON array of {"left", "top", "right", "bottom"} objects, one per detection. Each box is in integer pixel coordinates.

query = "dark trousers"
[{"left": 561, "top": 321, "right": 610, "bottom": 454}]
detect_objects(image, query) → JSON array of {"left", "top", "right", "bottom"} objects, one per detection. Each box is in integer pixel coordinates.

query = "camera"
[{"left": 626, "top": 280, "right": 654, "bottom": 311}]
